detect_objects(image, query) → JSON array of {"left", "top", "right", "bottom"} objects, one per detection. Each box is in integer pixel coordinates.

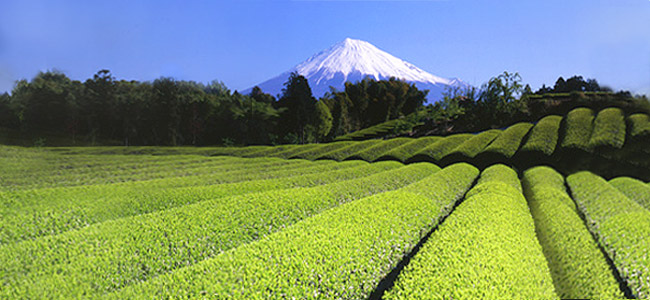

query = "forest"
[{"left": 0, "top": 69, "right": 647, "bottom": 146}]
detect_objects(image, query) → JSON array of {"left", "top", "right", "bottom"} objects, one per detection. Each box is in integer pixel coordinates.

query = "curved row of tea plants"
[
  {"left": 197, "top": 106, "right": 650, "bottom": 179},
  {"left": 385, "top": 164, "right": 557, "bottom": 299},
  {"left": 1, "top": 160, "right": 391, "bottom": 245},
  {"left": 610, "top": 176, "right": 650, "bottom": 210},
  {"left": 0, "top": 162, "right": 437, "bottom": 298},
  {"left": 567, "top": 172, "right": 650, "bottom": 298},
  {"left": 105, "top": 163, "right": 479, "bottom": 299},
  {"left": 523, "top": 166, "right": 622, "bottom": 299}
]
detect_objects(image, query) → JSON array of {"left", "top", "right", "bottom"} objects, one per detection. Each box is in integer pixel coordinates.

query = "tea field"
[{"left": 1, "top": 106, "right": 649, "bottom": 299}]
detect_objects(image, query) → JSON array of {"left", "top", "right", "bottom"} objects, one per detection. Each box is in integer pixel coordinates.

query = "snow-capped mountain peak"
[{"left": 244, "top": 38, "right": 466, "bottom": 103}]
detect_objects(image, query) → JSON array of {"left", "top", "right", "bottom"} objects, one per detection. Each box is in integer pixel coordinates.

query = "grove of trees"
[{"left": 0, "top": 70, "right": 427, "bottom": 146}]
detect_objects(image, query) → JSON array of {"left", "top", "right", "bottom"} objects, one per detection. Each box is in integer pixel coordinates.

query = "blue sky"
[{"left": 1, "top": 0, "right": 649, "bottom": 96}]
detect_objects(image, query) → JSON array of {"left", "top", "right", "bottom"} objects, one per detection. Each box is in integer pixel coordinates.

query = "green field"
[
  {"left": 1, "top": 140, "right": 649, "bottom": 299},
  {"left": 1, "top": 106, "right": 649, "bottom": 299}
]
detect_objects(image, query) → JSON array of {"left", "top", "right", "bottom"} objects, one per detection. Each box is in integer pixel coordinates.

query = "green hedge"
[
  {"left": 628, "top": 113, "right": 650, "bottom": 139},
  {"left": 317, "top": 139, "right": 382, "bottom": 161},
  {"left": 521, "top": 115, "right": 563, "bottom": 155},
  {"left": 386, "top": 164, "right": 558, "bottom": 299},
  {"left": 247, "top": 144, "right": 301, "bottom": 157},
  {"left": 411, "top": 134, "right": 472, "bottom": 161},
  {"left": 0, "top": 160, "right": 380, "bottom": 245},
  {"left": 610, "top": 176, "right": 650, "bottom": 211},
  {"left": 561, "top": 107, "right": 595, "bottom": 151},
  {"left": 482, "top": 122, "right": 533, "bottom": 158},
  {"left": 380, "top": 136, "right": 442, "bottom": 162},
  {"left": 0, "top": 162, "right": 437, "bottom": 299},
  {"left": 446, "top": 129, "right": 501, "bottom": 158},
  {"left": 3, "top": 155, "right": 304, "bottom": 191},
  {"left": 348, "top": 137, "right": 414, "bottom": 161},
  {"left": 106, "top": 163, "right": 479, "bottom": 299},
  {"left": 288, "top": 141, "right": 354, "bottom": 160},
  {"left": 270, "top": 144, "right": 320, "bottom": 159},
  {"left": 567, "top": 171, "right": 650, "bottom": 298},
  {"left": 589, "top": 107, "right": 626, "bottom": 149},
  {"left": 523, "top": 166, "right": 621, "bottom": 299}
]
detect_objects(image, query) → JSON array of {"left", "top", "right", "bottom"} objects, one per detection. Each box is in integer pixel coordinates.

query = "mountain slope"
[{"left": 244, "top": 38, "right": 466, "bottom": 103}]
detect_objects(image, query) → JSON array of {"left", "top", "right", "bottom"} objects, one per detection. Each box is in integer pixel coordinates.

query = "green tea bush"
[
  {"left": 482, "top": 122, "right": 533, "bottom": 158},
  {"left": 379, "top": 136, "right": 442, "bottom": 162},
  {"left": 589, "top": 107, "right": 626, "bottom": 149},
  {"left": 386, "top": 164, "right": 557, "bottom": 299},
  {"left": 0, "top": 163, "right": 437, "bottom": 298},
  {"left": 567, "top": 171, "right": 650, "bottom": 298},
  {"left": 521, "top": 115, "right": 563, "bottom": 155},
  {"left": 561, "top": 107, "right": 595, "bottom": 151},
  {"left": 107, "top": 163, "right": 478, "bottom": 299},
  {"left": 524, "top": 166, "right": 622, "bottom": 299},
  {"left": 610, "top": 176, "right": 650, "bottom": 211}
]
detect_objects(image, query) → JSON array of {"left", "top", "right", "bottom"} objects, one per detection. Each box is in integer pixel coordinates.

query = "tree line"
[
  {"left": 0, "top": 70, "right": 425, "bottom": 146},
  {"left": 423, "top": 73, "right": 650, "bottom": 135}
]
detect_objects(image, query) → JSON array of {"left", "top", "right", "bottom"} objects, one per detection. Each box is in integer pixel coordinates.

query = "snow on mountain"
[{"left": 243, "top": 38, "right": 467, "bottom": 103}]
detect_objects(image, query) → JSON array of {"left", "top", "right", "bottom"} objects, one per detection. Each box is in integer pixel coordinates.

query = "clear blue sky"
[{"left": 1, "top": 0, "right": 649, "bottom": 96}]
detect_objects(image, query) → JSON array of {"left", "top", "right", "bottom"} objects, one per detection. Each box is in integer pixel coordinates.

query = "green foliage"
[
  {"left": 610, "top": 176, "right": 650, "bottom": 211},
  {"left": 561, "top": 107, "right": 595, "bottom": 150},
  {"left": 317, "top": 139, "right": 382, "bottom": 161},
  {"left": 628, "top": 113, "right": 650, "bottom": 139},
  {"left": 470, "top": 163, "right": 522, "bottom": 193},
  {"left": 334, "top": 118, "right": 405, "bottom": 141},
  {"left": 447, "top": 129, "right": 501, "bottom": 158},
  {"left": 326, "top": 77, "right": 426, "bottom": 139},
  {"left": 107, "top": 163, "right": 478, "bottom": 299},
  {"left": 589, "top": 107, "right": 626, "bottom": 149},
  {"left": 348, "top": 137, "right": 414, "bottom": 161},
  {"left": 523, "top": 166, "right": 622, "bottom": 299},
  {"left": 270, "top": 143, "right": 320, "bottom": 158},
  {"left": 1, "top": 161, "right": 437, "bottom": 298},
  {"left": 314, "top": 100, "right": 333, "bottom": 139},
  {"left": 276, "top": 72, "right": 318, "bottom": 144},
  {"left": 288, "top": 141, "right": 354, "bottom": 160},
  {"left": 521, "top": 115, "right": 562, "bottom": 155},
  {"left": 411, "top": 134, "right": 473, "bottom": 161},
  {"left": 1, "top": 160, "right": 380, "bottom": 244},
  {"left": 1, "top": 155, "right": 303, "bottom": 191},
  {"left": 483, "top": 122, "right": 533, "bottom": 158},
  {"left": 386, "top": 165, "right": 557, "bottom": 299},
  {"left": 380, "top": 136, "right": 442, "bottom": 162},
  {"left": 567, "top": 172, "right": 650, "bottom": 298}
]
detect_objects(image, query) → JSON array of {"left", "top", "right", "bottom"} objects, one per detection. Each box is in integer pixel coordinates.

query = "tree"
[
  {"left": 12, "top": 71, "right": 79, "bottom": 135},
  {"left": 0, "top": 92, "right": 19, "bottom": 129},
  {"left": 83, "top": 69, "right": 116, "bottom": 142},
  {"left": 313, "top": 100, "right": 332, "bottom": 141},
  {"left": 554, "top": 77, "right": 568, "bottom": 93},
  {"left": 249, "top": 86, "right": 275, "bottom": 104},
  {"left": 151, "top": 78, "right": 182, "bottom": 145},
  {"left": 276, "top": 72, "right": 317, "bottom": 144},
  {"left": 476, "top": 71, "right": 525, "bottom": 128}
]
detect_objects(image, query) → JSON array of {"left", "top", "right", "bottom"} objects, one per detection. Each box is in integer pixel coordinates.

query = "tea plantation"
[{"left": 1, "top": 106, "right": 649, "bottom": 299}]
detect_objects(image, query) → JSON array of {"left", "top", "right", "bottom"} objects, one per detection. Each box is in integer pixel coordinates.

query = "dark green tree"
[
  {"left": 554, "top": 77, "right": 568, "bottom": 93},
  {"left": 312, "top": 100, "right": 332, "bottom": 141},
  {"left": 277, "top": 72, "right": 317, "bottom": 144},
  {"left": 249, "top": 86, "right": 276, "bottom": 104},
  {"left": 0, "top": 92, "right": 19, "bottom": 129},
  {"left": 83, "top": 69, "right": 116, "bottom": 142},
  {"left": 12, "top": 71, "right": 80, "bottom": 135}
]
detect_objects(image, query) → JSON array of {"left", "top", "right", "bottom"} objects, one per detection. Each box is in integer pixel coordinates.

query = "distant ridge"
[{"left": 244, "top": 38, "right": 467, "bottom": 103}]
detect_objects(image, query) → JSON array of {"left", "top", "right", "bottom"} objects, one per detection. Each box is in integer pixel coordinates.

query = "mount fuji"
[{"left": 243, "top": 38, "right": 467, "bottom": 104}]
